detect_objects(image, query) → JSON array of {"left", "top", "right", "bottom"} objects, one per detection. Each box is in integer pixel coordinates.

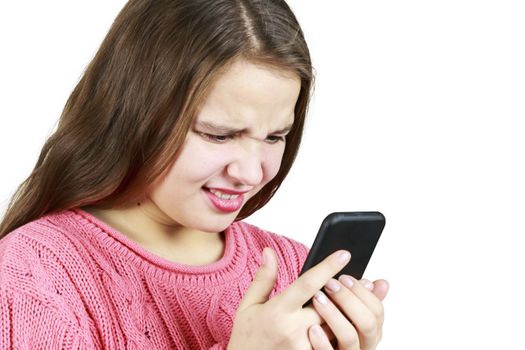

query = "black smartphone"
[{"left": 299, "top": 212, "right": 385, "bottom": 281}]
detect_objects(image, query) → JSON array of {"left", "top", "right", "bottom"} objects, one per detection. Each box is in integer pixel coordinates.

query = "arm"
[
  {"left": 0, "top": 288, "right": 88, "bottom": 350},
  {"left": 0, "top": 233, "right": 97, "bottom": 350}
]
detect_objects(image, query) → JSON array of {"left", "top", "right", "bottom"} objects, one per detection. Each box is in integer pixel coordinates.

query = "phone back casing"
[{"left": 299, "top": 212, "right": 385, "bottom": 280}]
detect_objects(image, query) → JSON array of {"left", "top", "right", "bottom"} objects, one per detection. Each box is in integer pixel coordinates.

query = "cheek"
[
  {"left": 262, "top": 145, "right": 287, "bottom": 181},
  {"left": 166, "top": 140, "right": 234, "bottom": 182}
]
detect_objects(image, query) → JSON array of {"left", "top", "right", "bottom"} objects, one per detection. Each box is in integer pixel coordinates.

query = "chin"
[
  {"left": 197, "top": 223, "right": 232, "bottom": 234},
  {"left": 192, "top": 213, "right": 238, "bottom": 233}
]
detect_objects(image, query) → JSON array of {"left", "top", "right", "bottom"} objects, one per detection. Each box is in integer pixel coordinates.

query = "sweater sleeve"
[
  {"left": 0, "top": 287, "right": 87, "bottom": 350},
  {"left": 0, "top": 232, "right": 92, "bottom": 350}
]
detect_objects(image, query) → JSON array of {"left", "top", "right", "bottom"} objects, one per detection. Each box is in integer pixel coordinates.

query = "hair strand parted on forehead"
[{"left": 0, "top": 0, "right": 313, "bottom": 237}]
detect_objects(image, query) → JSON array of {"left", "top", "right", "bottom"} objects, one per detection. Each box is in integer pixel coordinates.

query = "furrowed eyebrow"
[
  {"left": 194, "top": 121, "right": 244, "bottom": 135},
  {"left": 195, "top": 121, "right": 293, "bottom": 135},
  {"left": 272, "top": 124, "right": 293, "bottom": 135}
]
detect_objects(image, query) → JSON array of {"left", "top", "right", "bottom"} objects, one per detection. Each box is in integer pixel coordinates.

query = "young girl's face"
[{"left": 146, "top": 60, "right": 301, "bottom": 234}]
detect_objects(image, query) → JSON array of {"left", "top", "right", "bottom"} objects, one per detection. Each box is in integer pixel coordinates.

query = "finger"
[
  {"left": 312, "top": 290, "right": 360, "bottom": 350},
  {"left": 237, "top": 248, "right": 278, "bottom": 311},
  {"left": 335, "top": 276, "right": 384, "bottom": 349},
  {"left": 372, "top": 279, "right": 389, "bottom": 301},
  {"left": 339, "top": 275, "right": 385, "bottom": 324},
  {"left": 321, "top": 323, "right": 335, "bottom": 344},
  {"left": 275, "top": 250, "right": 351, "bottom": 310},
  {"left": 308, "top": 324, "right": 334, "bottom": 350},
  {"left": 359, "top": 278, "right": 375, "bottom": 291},
  {"left": 302, "top": 303, "right": 325, "bottom": 325}
]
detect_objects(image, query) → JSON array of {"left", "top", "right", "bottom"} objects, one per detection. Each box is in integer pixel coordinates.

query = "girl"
[{"left": 0, "top": 0, "right": 388, "bottom": 349}]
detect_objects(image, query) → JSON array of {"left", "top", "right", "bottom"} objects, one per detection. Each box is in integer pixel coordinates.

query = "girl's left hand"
[{"left": 308, "top": 276, "right": 389, "bottom": 350}]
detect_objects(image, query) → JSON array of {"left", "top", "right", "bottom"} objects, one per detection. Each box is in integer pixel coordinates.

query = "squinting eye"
[
  {"left": 200, "top": 132, "right": 235, "bottom": 143},
  {"left": 265, "top": 135, "right": 286, "bottom": 144}
]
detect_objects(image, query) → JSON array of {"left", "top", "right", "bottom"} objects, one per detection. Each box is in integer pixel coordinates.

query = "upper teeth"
[{"left": 209, "top": 189, "right": 240, "bottom": 200}]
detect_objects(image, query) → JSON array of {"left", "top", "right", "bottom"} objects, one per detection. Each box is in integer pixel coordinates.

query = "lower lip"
[{"left": 204, "top": 188, "right": 245, "bottom": 213}]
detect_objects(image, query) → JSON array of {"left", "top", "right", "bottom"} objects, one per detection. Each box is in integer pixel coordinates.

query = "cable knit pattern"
[{"left": 0, "top": 209, "right": 309, "bottom": 349}]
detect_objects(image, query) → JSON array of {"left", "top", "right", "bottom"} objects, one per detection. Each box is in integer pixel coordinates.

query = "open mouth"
[
  {"left": 203, "top": 187, "right": 246, "bottom": 213},
  {"left": 208, "top": 188, "right": 240, "bottom": 200}
]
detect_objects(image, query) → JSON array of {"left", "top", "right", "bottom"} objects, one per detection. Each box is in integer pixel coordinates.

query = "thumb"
[{"left": 238, "top": 247, "right": 278, "bottom": 311}]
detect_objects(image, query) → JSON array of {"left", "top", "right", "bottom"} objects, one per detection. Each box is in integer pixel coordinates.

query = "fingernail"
[
  {"left": 339, "top": 275, "right": 354, "bottom": 288},
  {"left": 312, "top": 324, "right": 324, "bottom": 337},
  {"left": 325, "top": 279, "right": 341, "bottom": 293},
  {"left": 337, "top": 251, "right": 351, "bottom": 265},
  {"left": 361, "top": 279, "right": 374, "bottom": 290},
  {"left": 314, "top": 291, "right": 328, "bottom": 305}
]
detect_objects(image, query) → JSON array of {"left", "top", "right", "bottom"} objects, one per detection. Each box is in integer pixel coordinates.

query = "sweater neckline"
[{"left": 68, "top": 208, "right": 248, "bottom": 286}]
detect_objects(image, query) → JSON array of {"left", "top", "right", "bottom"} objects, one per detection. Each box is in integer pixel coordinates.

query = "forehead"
[{"left": 195, "top": 60, "right": 300, "bottom": 130}]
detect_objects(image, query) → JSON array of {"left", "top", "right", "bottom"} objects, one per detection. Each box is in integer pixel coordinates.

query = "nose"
[{"left": 226, "top": 145, "right": 264, "bottom": 187}]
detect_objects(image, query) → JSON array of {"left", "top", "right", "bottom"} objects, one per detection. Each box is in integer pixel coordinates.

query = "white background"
[{"left": 1, "top": 1, "right": 524, "bottom": 348}]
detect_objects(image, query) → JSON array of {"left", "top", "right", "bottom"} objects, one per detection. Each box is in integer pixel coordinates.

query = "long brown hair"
[{"left": 0, "top": 0, "right": 313, "bottom": 238}]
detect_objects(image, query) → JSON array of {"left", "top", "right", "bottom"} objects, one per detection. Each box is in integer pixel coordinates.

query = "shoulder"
[
  {"left": 0, "top": 213, "right": 63, "bottom": 273},
  {"left": 0, "top": 213, "right": 99, "bottom": 347},
  {"left": 0, "top": 210, "right": 93, "bottom": 295},
  {"left": 0, "top": 210, "right": 82, "bottom": 265}
]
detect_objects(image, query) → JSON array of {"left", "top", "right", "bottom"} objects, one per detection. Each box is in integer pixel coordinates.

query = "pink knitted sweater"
[{"left": 0, "top": 209, "right": 309, "bottom": 349}]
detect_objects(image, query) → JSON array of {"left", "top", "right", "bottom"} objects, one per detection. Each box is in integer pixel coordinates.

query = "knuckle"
[
  {"left": 300, "top": 277, "right": 320, "bottom": 293},
  {"left": 359, "top": 315, "right": 378, "bottom": 336},
  {"left": 338, "top": 331, "right": 359, "bottom": 349}
]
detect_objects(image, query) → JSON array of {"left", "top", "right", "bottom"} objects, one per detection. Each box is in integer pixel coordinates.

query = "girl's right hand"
[{"left": 227, "top": 247, "right": 351, "bottom": 350}]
